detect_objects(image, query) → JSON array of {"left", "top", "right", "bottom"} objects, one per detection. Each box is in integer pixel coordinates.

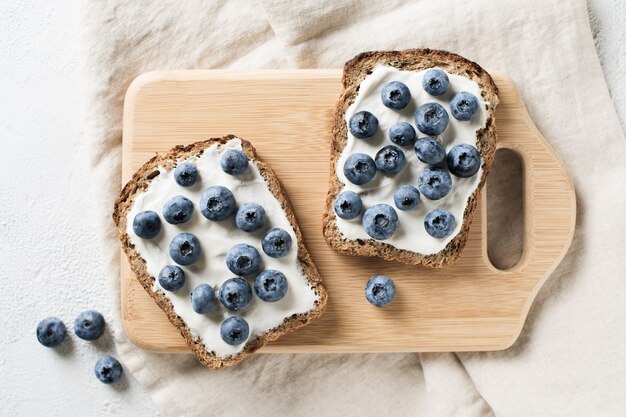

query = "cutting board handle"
[{"left": 480, "top": 74, "right": 576, "bottom": 302}]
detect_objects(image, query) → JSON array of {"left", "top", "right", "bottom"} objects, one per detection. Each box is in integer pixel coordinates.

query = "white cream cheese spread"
[
  {"left": 336, "top": 65, "right": 488, "bottom": 255},
  {"left": 127, "top": 138, "right": 318, "bottom": 357}
]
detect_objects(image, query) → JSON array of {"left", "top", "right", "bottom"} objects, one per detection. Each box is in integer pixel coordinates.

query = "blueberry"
[
  {"left": 415, "top": 102, "right": 449, "bottom": 136},
  {"left": 450, "top": 91, "right": 480, "bottom": 121},
  {"left": 261, "top": 228, "right": 292, "bottom": 258},
  {"left": 447, "top": 144, "right": 481, "bottom": 178},
  {"left": 174, "top": 162, "right": 198, "bottom": 187},
  {"left": 418, "top": 167, "right": 452, "bottom": 200},
  {"left": 199, "top": 186, "right": 237, "bottom": 221},
  {"left": 349, "top": 111, "right": 379, "bottom": 139},
  {"left": 132, "top": 210, "right": 161, "bottom": 239},
  {"left": 220, "top": 316, "right": 249, "bottom": 345},
  {"left": 393, "top": 185, "right": 420, "bottom": 211},
  {"left": 162, "top": 195, "right": 194, "bottom": 225},
  {"left": 414, "top": 137, "right": 446, "bottom": 165},
  {"left": 343, "top": 153, "right": 376, "bottom": 185},
  {"left": 365, "top": 275, "right": 396, "bottom": 307},
  {"left": 388, "top": 122, "right": 417, "bottom": 147},
  {"left": 375, "top": 145, "right": 405, "bottom": 176},
  {"left": 36, "top": 317, "right": 66, "bottom": 348},
  {"left": 422, "top": 69, "right": 449, "bottom": 96},
  {"left": 362, "top": 204, "right": 398, "bottom": 240},
  {"left": 168, "top": 232, "right": 201, "bottom": 265},
  {"left": 191, "top": 284, "right": 216, "bottom": 314},
  {"left": 381, "top": 81, "right": 411, "bottom": 109},
  {"left": 219, "top": 277, "right": 253, "bottom": 311},
  {"left": 220, "top": 149, "right": 248, "bottom": 176},
  {"left": 333, "top": 190, "right": 363, "bottom": 220},
  {"left": 73, "top": 310, "right": 105, "bottom": 341},
  {"left": 158, "top": 265, "right": 186, "bottom": 291},
  {"left": 254, "top": 270, "right": 288, "bottom": 302},
  {"left": 226, "top": 243, "right": 261, "bottom": 276},
  {"left": 94, "top": 355, "right": 123, "bottom": 384},
  {"left": 424, "top": 208, "right": 457, "bottom": 238},
  {"left": 235, "top": 202, "right": 266, "bottom": 232}
]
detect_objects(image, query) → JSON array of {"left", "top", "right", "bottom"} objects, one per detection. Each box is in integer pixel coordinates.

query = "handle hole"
[{"left": 487, "top": 148, "right": 524, "bottom": 270}]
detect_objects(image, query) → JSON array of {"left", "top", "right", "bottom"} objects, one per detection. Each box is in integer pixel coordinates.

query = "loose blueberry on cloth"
[
  {"left": 94, "top": 355, "right": 123, "bottom": 384},
  {"left": 74, "top": 310, "right": 106, "bottom": 341},
  {"left": 36, "top": 317, "right": 67, "bottom": 348}
]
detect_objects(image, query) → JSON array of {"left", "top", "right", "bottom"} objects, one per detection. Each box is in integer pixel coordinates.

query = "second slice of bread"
[{"left": 323, "top": 49, "right": 499, "bottom": 268}]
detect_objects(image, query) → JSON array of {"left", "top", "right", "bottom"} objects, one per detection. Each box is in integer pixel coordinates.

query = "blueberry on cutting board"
[{"left": 365, "top": 276, "right": 396, "bottom": 307}]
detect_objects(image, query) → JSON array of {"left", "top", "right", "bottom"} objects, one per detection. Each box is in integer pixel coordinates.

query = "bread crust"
[
  {"left": 322, "top": 49, "right": 499, "bottom": 268},
  {"left": 113, "top": 135, "right": 327, "bottom": 368}
]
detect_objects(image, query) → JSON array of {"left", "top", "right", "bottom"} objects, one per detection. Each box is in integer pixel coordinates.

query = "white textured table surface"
[{"left": 0, "top": 1, "right": 623, "bottom": 416}]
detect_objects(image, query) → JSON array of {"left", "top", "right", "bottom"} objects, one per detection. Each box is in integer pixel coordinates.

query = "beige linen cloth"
[{"left": 84, "top": 0, "right": 626, "bottom": 415}]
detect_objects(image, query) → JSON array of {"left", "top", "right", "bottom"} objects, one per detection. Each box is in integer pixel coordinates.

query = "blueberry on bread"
[
  {"left": 113, "top": 136, "right": 327, "bottom": 368},
  {"left": 323, "top": 49, "right": 499, "bottom": 267}
]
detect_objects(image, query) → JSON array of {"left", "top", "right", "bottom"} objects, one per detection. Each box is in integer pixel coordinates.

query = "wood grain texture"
[{"left": 120, "top": 70, "right": 575, "bottom": 353}]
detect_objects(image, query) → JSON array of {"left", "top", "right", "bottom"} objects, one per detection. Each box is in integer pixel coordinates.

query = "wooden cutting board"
[{"left": 120, "top": 70, "right": 575, "bottom": 353}]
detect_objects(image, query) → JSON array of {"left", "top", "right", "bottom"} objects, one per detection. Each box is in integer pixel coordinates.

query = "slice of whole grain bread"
[
  {"left": 113, "top": 135, "right": 327, "bottom": 368},
  {"left": 323, "top": 49, "right": 499, "bottom": 268}
]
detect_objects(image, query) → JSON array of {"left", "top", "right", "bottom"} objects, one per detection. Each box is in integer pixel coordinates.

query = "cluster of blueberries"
[
  {"left": 36, "top": 311, "right": 123, "bottom": 384},
  {"left": 335, "top": 68, "right": 482, "bottom": 241},
  {"left": 132, "top": 148, "right": 292, "bottom": 346}
]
